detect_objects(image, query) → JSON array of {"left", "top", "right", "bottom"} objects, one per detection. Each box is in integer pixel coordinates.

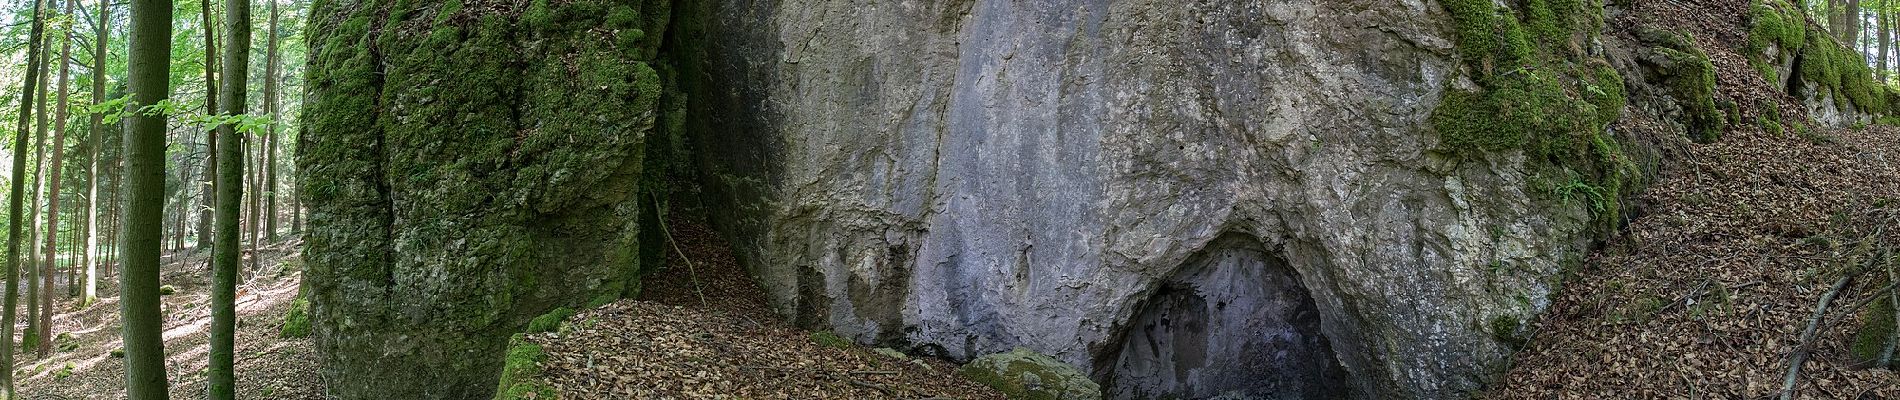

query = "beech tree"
[
  {"left": 2, "top": 0, "right": 49, "bottom": 392},
  {"left": 124, "top": 0, "right": 176, "bottom": 394}
]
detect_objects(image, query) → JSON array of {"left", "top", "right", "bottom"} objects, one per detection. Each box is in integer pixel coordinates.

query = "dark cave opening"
[{"left": 1106, "top": 236, "right": 1353, "bottom": 400}]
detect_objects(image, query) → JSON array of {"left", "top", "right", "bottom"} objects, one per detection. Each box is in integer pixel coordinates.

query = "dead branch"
[{"left": 1782, "top": 271, "right": 1861, "bottom": 400}]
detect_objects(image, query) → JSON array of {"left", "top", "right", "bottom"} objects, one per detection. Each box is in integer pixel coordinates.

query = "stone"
[
  {"left": 299, "top": 0, "right": 676, "bottom": 397},
  {"left": 959, "top": 348, "right": 1103, "bottom": 400}
]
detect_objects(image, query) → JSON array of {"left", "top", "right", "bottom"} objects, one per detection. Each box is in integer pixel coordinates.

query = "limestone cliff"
[{"left": 676, "top": 0, "right": 1636, "bottom": 398}]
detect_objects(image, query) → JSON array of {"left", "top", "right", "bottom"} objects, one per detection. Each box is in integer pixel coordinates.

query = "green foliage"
[
  {"left": 159, "top": 285, "right": 175, "bottom": 296},
  {"left": 53, "top": 362, "right": 74, "bottom": 380},
  {"left": 493, "top": 334, "right": 556, "bottom": 400},
  {"left": 281, "top": 297, "right": 311, "bottom": 338},
  {"left": 526, "top": 307, "right": 574, "bottom": 334},
  {"left": 809, "top": 331, "right": 851, "bottom": 349}
]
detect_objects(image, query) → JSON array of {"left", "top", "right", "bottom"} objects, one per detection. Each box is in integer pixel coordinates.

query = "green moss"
[
  {"left": 1433, "top": 0, "right": 1635, "bottom": 230},
  {"left": 1489, "top": 314, "right": 1527, "bottom": 349},
  {"left": 958, "top": 348, "right": 1103, "bottom": 400},
  {"left": 1851, "top": 296, "right": 1897, "bottom": 367},
  {"left": 526, "top": 307, "right": 575, "bottom": 334},
  {"left": 282, "top": 297, "right": 311, "bottom": 338},
  {"left": 810, "top": 331, "right": 852, "bottom": 349},
  {"left": 493, "top": 334, "right": 556, "bottom": 400},
  {"left": 159, "top": 285, "right": 175, "bottom": 296}
]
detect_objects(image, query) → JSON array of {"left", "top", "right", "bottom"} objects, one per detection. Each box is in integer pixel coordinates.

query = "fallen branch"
[
  {"left": 654, "top": 193, "right": 708, "bottom": 308},
  {"left": 849, "top": 379, "right": 894, "bottom": 395},
  {"left": 849, "top": 370, "right": 899, "bottom": 376},
  {"left": 1782, "top": 271, "right": 1860, "bottom": 400}
]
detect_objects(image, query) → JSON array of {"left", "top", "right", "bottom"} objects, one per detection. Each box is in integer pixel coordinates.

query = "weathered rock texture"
[
  {"left": 299, "top": 0, "right": 674, "bottom": 397},
  {"left": 675, "top": 0, "right": 1638, "bottom": 398}
]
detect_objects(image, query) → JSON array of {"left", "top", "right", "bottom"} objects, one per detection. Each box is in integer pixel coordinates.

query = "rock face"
[
  {"left": 298, "top": 0, "right": 675, "bottom": 397},
  {"left": 675, "top": 0, "right": 1628, "bottom": 398}
]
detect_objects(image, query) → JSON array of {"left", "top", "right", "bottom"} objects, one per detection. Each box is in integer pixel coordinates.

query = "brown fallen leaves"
[{"left": 531, "top": 219, "right": 1002, "bottom": 399}]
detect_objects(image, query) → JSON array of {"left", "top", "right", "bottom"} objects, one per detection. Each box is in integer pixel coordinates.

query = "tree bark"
[
  {"left": 199, "top": 0, "right": 218, "bottom": 253},
  {"left": 265, "top": 0, "right": 279, "bottom": 242},
  {"left": 210, "top": 0, "right": 250, "bottom": 394},
  {"left": 2, "top": 0, "right": 48, "bottom": 392},
  {"left": 1850, "top": 0, "right": 1865, "bottom": 45},
  {"left": 1881, "top": 0, "right": 1891, "bottom": 80},
  {"left": 83, "top": 0, "right": 104, "bottom": 306},
  {"left": 24, "top": 7, "right": 53, "bottom": 353},
  {"left": 124, "top": 0, "right": 174, "bottom": 392},
  {"left": 37, "top": 0, "right": 76, "bottom": 358}
]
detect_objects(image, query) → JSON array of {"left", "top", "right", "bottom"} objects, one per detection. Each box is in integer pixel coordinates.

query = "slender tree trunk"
[
  {"left": 247, "top": 130, "right": 258, "bottom": 272},
  {"left": 124, "top": 0, "right": 174, "bottom": 393},
  {"left": 210, "top": 0, "right": 250, "bottom": 394},
  {"left": 37, "top": 0, "right": 77, "bottom": 357},
  {"left": 2, "top": 0, "right": 48, "bottom": 393},
  {"left": 83, "top": 0, "right": 104, "bottom": 305},
  {"left": 198, "top": 0, "right": 218, "bottom": 253},
  {"left": 265, "top": 0, "right": 279, "bottom": 243},
  {"left": 24, "top": 10, "right": 53, "bottom": 352},
  {"left": 1882, "top": 1, "right": 1891, "bottom": 81},
  {"left": 1850, "top": 0, "right": 1865, "bottom": 45}
]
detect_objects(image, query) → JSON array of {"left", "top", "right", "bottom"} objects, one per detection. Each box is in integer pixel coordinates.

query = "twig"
[
  {"left": 849, "top": 370, "right": 899, "bottom": 376},
  {"left": 1782, "top": 271, "right": 1859, "bottom": 400},
  {"left": 653, "top": 193, "right": 708, "bottom": 308},
  {"left": 849, "top": 379, "right": 894, "bottom": 395},
  {"left": 1855, "top": 381, "right": 1897, "bottom": 400},
  {"left": 1658, "top": 278, "right": 1715, "bottom": 314}
]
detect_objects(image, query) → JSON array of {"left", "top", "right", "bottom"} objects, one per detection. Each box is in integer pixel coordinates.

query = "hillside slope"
[{"left": 1492, "top": 0, "right": 1900, "bottom": 397}]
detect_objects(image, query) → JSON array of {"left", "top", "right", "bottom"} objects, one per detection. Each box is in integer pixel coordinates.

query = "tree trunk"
[
  {"left": 2, "top": 0, "right": 48, "bottom": 392},
  {"left": 1881, "top": 0, "right": 1890, "bottom": 81},
  {"left": 265, "top": 0, "right": 279, "bottom": 243},
  {"left": 124, "top": 0, "right": 174, "bottom": 393},
  {"left": 198, "top": 0, "right": 218, "bottom": 253},
  {"left": 83, "top": 0, "right": 103, "bottom": 304},
  {"left": 38, "top": 0, "right": 76, "bottom": 357},
  {"left": 1850, "top": 0, "right": 1864, "bottom": 45},
  {"left": 1834, "top": 0, "right": 1847, "bottom": 38},
  {"left": 24, "top": 8, "right": 53, "bottom": 352},
  {"left": 210, "top": 0, "right": 250, "bottom": 394}
]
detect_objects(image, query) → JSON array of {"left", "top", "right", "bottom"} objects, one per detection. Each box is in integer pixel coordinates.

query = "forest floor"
[
  {"left": 14, "top": 238, "right": 319, "bottom": 399},
  {"left": 522, "top": 219, "right": 1004, "bottom": 399},
  {"left": 1488, "top": 0, "right": 1900, "bottom": 397}
]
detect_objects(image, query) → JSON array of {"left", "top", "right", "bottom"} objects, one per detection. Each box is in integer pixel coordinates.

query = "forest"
[{"left": 0, "top": 0, "right": 1894, "bottom": 399}]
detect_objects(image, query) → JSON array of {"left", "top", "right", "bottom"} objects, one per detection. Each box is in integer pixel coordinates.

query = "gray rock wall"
[{"left": 677, "top": 0, "right": 1602, "bottom": 397}]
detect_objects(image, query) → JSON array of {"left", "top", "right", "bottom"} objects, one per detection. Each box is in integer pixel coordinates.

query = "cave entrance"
[{"left": 1106, "top": 235, "right": 1352, "bottom": 399}]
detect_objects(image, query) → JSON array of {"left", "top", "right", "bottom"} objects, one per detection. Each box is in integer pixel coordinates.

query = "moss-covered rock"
[
  {"left": 1637, "top": 28, "right": 1721, "bottom": 142},
  {"left": 525, "top": 307, "right": 574, "bottom": 334},
  {"left": 493, "top": 334, "right": 557, "bottom": 400},
  {"left": 958, "top": 348, "right": 1102, "bottom": 400},
  {"left": 1433, "top": 0, "right": 1638, "bottom": 231},
  {"left": 1851, "top": 296, "right": 1898, "bottom": 368},
  {"left": 301, "top": 0, "right": 681, "bottom": 396},
  {"left": 281, "top": 297, "right": 311, "bottom": 338}
]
